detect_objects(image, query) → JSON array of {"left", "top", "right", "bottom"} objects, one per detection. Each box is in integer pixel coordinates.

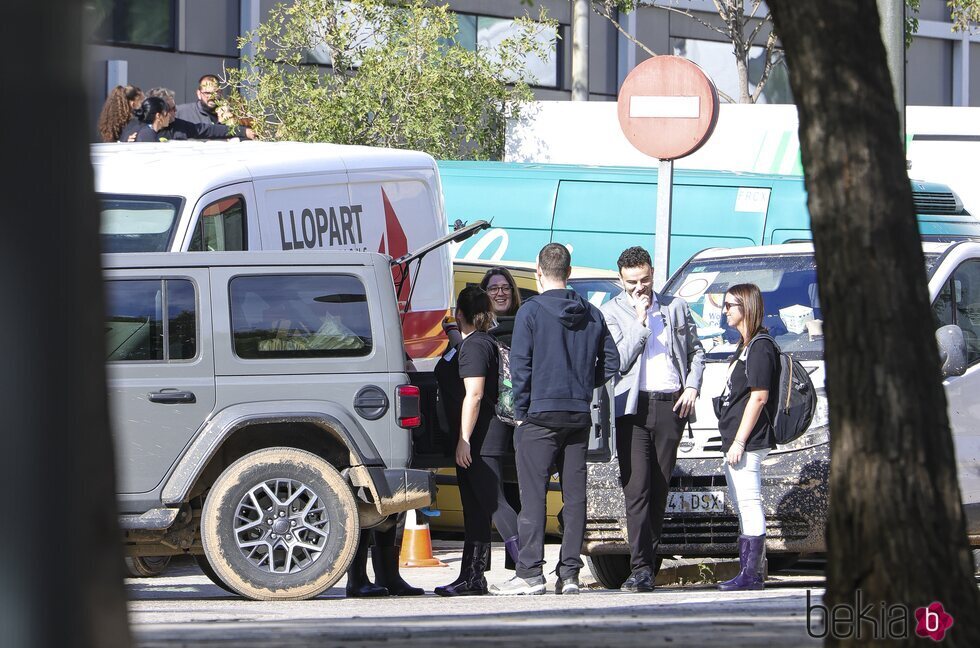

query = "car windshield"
[
  {"left": 666, "top": 251, "right": 942, "bottom": 362},
  {"left": 100, "top": 194, "right": 183, "bottom": 252},
  {"left": 664, "top": 253, "right": 822, "bottom": 361},
  {"left": 568, "top": 278, "right": 622, "bottom": 306}
]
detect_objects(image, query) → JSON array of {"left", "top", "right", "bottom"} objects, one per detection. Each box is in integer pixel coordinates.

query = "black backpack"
[
  {"left": 746, "top": 333, "right": 817, "bottom": 445},
  {"left": 494, "top": 340, "right": 516, "bottom": 426}
]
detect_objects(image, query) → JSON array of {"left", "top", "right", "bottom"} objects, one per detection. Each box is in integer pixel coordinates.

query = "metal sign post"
[
  {"left": 617, "top": 57, "right": 719, "bottom": 291},
  {"left": 654, "top": 159, "right": 674, "bottom": 290}
]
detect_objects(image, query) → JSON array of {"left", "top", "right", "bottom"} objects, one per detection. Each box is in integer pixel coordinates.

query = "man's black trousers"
[
  {"left": 514, "top": 422, "right": 588, "bottom": 580},
  {"left": 616, "top": 392, "right": 686, "bottom": 574}
]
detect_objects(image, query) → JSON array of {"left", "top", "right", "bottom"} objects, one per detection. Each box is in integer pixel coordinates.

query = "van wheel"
[
  {"left": 125, "top": 555, "right": 172, "bottom": 578},
  {"left": 200, "top": 448, "right": 360, "bottom": 600}
]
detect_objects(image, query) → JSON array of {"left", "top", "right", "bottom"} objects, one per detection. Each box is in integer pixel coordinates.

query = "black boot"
[
  {"left": 346, "top": 532, "right": 388, "bottom": 598},
  {"left": 372, "top": 545, "right": 424, "bottom": 596},
  {"left": 437, "top": 541, "right": 490, "bottom": 596},
  {"left": 434, "top": 542, "right": 475, "bottom": 597}
]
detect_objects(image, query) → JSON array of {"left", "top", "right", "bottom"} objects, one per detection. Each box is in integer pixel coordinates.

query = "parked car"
[
  {"left": 583, "top": 240, "right": 980, "bottom": 587},
  {"left": 108, "top": 250, "right": 433, "bottom": 600},
  {"left": 426, "top": 259, "right": 622, "bottom": 537}
]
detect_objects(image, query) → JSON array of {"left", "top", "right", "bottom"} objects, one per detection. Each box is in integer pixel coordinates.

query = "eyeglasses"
[
  {"left": 722, "top": 301, "right": 741, "bottom": 311},
  {"left": 486, "top": 285, "right": 512, "bottom": 294}
]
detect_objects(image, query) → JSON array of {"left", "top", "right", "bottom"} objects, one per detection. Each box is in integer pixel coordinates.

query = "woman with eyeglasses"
[
  {"left": 133, "top": 96, "right": 173, "bottom": 142},
  {"left": 714, "top": 283, "right": 778, "bottom": 591}
]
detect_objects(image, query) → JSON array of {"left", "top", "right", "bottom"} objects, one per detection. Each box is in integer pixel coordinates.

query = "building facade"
[{"left": 87, "top": 0, "right": 980, "bottom": 138}]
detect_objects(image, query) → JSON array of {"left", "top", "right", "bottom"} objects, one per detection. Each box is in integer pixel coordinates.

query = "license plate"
[{"left": 666, "top": 491, "right": 725, "bottom": 513}]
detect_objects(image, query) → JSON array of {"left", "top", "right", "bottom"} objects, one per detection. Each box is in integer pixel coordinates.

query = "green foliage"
[
  {"left": 948, "top": 0, "right": 980, "bottom": 32},
  {"left": 223, "top": 0, "right": 555, "bottom": 160}
]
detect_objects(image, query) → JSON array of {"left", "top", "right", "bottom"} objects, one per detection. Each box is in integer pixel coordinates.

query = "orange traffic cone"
[{"left": 399, "top": 509, "right": 446, "bottom": 568}]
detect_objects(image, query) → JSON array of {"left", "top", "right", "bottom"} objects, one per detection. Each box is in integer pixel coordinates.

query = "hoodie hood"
[{"left": 535, "top": 289, "right": 590, "bottom": 328}]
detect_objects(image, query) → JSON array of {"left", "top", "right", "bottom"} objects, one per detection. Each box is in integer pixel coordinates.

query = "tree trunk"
[
  {"left": 767, "top": 1, "right": 980, "bottom": 645},
  {"left": 0, "top": 2, "right": 131, "bottom": 647}
]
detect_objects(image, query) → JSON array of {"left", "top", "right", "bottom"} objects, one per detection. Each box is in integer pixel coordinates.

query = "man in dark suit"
[{"left": 601, "top": 246, "right": 705, "bottom": 592}]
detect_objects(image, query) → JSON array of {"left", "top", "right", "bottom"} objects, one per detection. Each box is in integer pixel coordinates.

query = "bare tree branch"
[
  {"left": 751, "top": 28, "right": 778, "bottom": 103},
  {"left": 591, "top": 2, "right": 658, "bottom": 58}
]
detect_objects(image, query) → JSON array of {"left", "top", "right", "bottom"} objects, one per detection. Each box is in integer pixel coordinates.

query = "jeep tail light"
[{"left": 396, "top": 384, "right": 421, "bottom": 428}]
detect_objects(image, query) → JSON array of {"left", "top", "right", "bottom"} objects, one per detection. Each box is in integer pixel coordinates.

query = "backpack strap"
[{"left": 745, "top": 333, "right": 779, "bottom": 428}]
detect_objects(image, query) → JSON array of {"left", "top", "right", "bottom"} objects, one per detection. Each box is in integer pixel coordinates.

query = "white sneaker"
[{"left": 489, "top": 575, "right": 547, "bottom": 596}]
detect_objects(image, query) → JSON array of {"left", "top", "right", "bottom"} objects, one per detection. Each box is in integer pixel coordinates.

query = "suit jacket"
[{"left": 600, "top": 290, "right": 706, "bottom": 420}]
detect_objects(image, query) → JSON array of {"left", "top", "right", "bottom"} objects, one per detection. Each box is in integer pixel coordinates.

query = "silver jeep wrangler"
[{"left": 105, "top": 251, "right": 433, "bottom": 600}]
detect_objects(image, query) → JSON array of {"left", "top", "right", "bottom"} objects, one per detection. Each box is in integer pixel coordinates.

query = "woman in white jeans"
[{"left": 714, "top": 283, "right": 778, "bottom": 591}]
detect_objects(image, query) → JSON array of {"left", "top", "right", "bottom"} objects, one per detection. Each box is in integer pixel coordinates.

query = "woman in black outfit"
[
  {"left": 133, "top": 96, "right": 173, "bottom": 142},
  {"left": 434, "top": 286, "right": 520, "bottom": 596}
]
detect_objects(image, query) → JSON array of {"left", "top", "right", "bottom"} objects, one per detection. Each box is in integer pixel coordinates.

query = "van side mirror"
[{"left": 937, "top": 325, "right": 968, "bottom": 378}]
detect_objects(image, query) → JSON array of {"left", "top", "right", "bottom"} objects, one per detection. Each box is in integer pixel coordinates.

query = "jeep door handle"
[{"left": 148, "top": 390, "right": 197, "bottom": 404}]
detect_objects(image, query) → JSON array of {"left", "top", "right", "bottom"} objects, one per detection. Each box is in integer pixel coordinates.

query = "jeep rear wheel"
[
  {"left": 200, "top": 448, "right": 359, "bottom": 600},
  {"left": 125, "top": 555, "right": 172, "bottom": 578}
]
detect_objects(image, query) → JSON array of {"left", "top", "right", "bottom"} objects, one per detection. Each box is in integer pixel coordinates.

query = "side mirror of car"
[{"left": 937, "top": 325, "right": 968, "bottom": 378}]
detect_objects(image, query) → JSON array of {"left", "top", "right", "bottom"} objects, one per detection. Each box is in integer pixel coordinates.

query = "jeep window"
[
  {"left": 105, "top": 279, "right": 197, "bottom": 361},
  {"left": 99, "top": 194, "right": 183, "bottom": 253},
  {"left": 664, "top": 254, "right": 823, "bottom": 362},
  {"left": 188, "top": 196, "right": 246, "bottom": 252},
  {"left": 230, "top": 275, "right": 371, "bottom": 359}
]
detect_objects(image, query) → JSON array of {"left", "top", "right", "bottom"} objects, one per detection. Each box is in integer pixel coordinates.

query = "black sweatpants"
[
  {"left": 515, "top": 423, "right": 588, "bottom": 580},
  {"left": 616, "top": 393, "right": 686, "bottom": 573},
  {"left": 457, "top": 453, "right": 519, "bottom": 543}
]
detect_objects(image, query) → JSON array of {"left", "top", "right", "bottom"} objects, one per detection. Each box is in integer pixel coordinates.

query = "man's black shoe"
[{"left": 620, "top": 569, "right": 654, "bottom": 593}]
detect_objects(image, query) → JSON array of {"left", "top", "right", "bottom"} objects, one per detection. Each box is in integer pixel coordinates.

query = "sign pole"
[{"left": 654, "top": 158, "right": 673, "bottom": 291}]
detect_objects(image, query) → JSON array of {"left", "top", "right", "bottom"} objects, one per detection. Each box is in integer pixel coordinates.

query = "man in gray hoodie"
[{"left": 490, "top": 243, "right": 620, "bottom": 596}]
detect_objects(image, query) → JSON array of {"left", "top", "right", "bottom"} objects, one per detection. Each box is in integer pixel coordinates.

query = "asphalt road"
[{"left": 127, "top": 543, "right": 826, "bottom": 647}]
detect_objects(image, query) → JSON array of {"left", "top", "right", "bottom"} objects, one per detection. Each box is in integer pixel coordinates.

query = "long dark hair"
[
  {"left": 455, "top": 286, "right": 495, "bottom": 332},
  {"left": 134, "top": 96, "right": 168, "bottom": 125},
  {"left": 479, "top": 266, "right": 522, "bottom": 316}
]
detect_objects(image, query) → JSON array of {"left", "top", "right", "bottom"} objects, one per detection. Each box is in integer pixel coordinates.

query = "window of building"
[
  {"left": 230, "top": 275, "right": 372, "bottom": 359},
  {"left": 670, "top": 37, "right": 792, "bottom": 104},
  {"left": 189, "top": 196, "right": 246, "bottom": 252},
  {"left": 454, "top": 13, "right": 561, "bottom": 88},
  {"left": 85, "top": 0, "right": 176, "bottom": 49},
  {"left": 105, "top": 279, "right": 197, "bottom": 362}
]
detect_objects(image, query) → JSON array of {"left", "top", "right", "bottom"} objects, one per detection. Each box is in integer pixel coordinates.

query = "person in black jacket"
[
  {"left": 132, "top": 97, "right": 173, "bottom": 142},
  {"left": 489, "top": 243, "right": 620, "bottom": 596},
  {"left": 434, "top": 287, "right": 520, "bottom": 596}
]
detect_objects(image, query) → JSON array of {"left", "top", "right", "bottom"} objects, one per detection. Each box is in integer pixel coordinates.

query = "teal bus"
[{"left": 438, "top": 161, "right": 980, "bottom": 273}]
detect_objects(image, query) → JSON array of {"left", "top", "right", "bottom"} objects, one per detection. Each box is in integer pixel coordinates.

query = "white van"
[
  {"left": 93, "top": 141, "right": 454, "bottom": 365},
  {"left": 585, "top": 240, "right": 980, "bottom": 583}
]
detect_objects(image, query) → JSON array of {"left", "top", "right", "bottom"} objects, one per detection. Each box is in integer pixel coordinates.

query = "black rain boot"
[
  {"left": 372, "top": 545, "right": 424, "bottom": 596},
  {"left": 435, "top": 542, "right": 475, "bottom": 597},
  {"left": 346, "top": 531, "right": 388, "bottom": 598},
  {"left": 504, "top": 535, "right": 520, "bottom": 571},
  {"left": 461, "top": 541, "right": 491, "bottom": 595}
]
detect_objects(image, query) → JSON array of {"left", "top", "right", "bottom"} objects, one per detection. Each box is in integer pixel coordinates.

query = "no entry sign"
[{"left": 617, "top": 56, "right": 719, "bottom": 161}]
